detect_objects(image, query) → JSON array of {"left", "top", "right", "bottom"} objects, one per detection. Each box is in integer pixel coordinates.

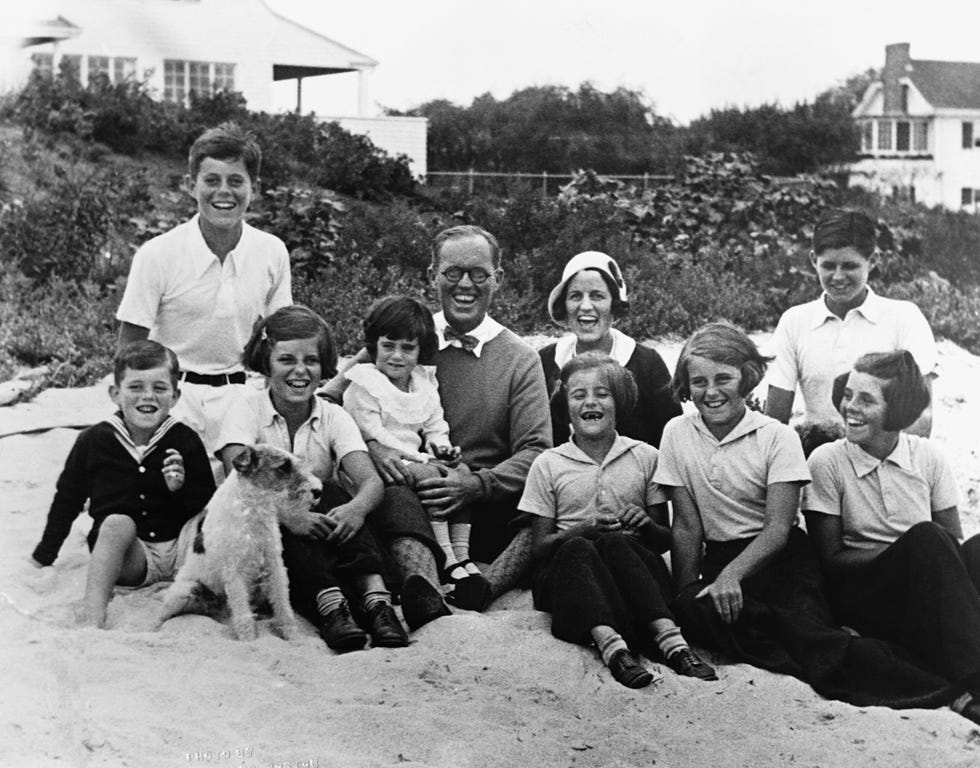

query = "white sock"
[{"left": 450, "top": 522, "right": 480, "bottom": 575}]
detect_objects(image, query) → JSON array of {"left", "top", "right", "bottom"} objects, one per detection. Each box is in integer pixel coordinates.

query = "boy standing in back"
[{"left": 116, "top": 122, "right": 292, "bottom": 470}]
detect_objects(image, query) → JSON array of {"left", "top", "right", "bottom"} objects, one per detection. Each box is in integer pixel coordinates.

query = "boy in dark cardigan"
[{"left": 31, "top": 341, "right": 215, "bottom": 628}]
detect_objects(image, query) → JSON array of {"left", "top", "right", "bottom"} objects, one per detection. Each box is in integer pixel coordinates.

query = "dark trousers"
[
  {"left": 533, "top": 532, "right": 674, "bottom": 650},
  {"left": 280, "top": 483, "right": 388, "bottom": 624},
  {"left": 673, "top": 527, "right": 955, "bottom": 709},
  {"left": 830, "top": 522, "right": 980, "bottom": 690}
]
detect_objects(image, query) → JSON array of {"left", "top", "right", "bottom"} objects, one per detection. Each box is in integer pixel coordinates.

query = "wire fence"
[
  {"left": 423, "top": 169, "right": 813, "bottom": 198},
  {"left": 423, "top": 170, "right": 674, "bottom": 198}
]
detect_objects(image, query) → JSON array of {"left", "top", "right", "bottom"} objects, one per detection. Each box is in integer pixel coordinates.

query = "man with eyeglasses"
[{"left": 348, "top": 225, "right": 552, "bottom": 630}]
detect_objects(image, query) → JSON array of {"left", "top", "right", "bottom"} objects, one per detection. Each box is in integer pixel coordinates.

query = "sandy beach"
[{"left": 2, "top": 337, "right": 980, "bottom": 768}]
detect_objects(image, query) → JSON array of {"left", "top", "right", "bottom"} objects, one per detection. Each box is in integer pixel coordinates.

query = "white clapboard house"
[
  {"left": 850, "top": 43, "right": 980, "bottom": 211},
  {"left": 5, "top": 0, "right": 427, "bottom": 175}
]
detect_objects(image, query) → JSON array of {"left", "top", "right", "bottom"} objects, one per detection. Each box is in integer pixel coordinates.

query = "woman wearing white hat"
[{"left": 539, "top": 252, "right": 680, "bottom": 447}]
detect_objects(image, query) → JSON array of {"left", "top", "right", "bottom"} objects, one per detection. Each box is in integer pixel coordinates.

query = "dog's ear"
[
  {"left": 273, "top": 456, "right": 292, "bottom": 476},
  {"left": 232, "top": 446, "right": 256, "bottom": 475}
]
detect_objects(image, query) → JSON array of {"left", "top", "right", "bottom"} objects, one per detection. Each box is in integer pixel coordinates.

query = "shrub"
[{"left": 0, "top": 268, "right": 118, "bottom": 386}]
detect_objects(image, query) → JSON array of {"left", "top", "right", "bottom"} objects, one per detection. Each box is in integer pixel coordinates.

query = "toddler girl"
[
  {"left": 216, "top": 305, "right": 408, "bottom": 652},
  {"left": 521, "top": 352, "right": 715, "bottom": 688},
  {"left": 344, "top": 295, "right": 489, "bottom": 606}
]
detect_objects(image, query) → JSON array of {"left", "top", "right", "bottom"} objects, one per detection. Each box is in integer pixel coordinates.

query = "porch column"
[{"left": 357, "top": 68, "right": 371, "bottom": 116}]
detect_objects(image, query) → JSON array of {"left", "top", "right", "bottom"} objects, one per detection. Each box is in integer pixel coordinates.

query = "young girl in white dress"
[{"left": 344, "top": 295, "right": 490, "bottom": 609}]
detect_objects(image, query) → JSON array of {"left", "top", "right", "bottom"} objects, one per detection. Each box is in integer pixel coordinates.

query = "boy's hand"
[
  {"left": 431, "top": 444, "right": 462, "bottom": 467},
  {"left": 162, "top": 449, "right": 185, "bottom": 492},
  {"left": 697, "top": 570, "right": 744, "bottom": 624},
  {"left": 281, "top": 509, "right": 334, "bottom": 540}
]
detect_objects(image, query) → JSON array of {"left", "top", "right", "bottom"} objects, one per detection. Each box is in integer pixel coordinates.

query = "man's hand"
[
  {"left": 162, "top": 449, "right": 185, "bottom": 492},
  {"left": 324, "top": 503, "right": 367, "bottom": 545},
  {"left": 415, "top": 464, "right": 482, "bottom": 519},
  {"left": 366, "top": 441, "right": 419, "bottom": 485}
]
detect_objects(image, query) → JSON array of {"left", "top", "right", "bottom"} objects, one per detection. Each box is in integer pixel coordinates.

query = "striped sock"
[
  {"left": 652, "top": 619, "right": 688, "bottom": 658},
  {"left": 591, "top": 625, "right": 629, "bottom": 666},
  {"left": 315, "top": 587, "right": 346, "bottom": 617},
  {"left": 362, "top": 589, "right": 393, "bottom": 612}
]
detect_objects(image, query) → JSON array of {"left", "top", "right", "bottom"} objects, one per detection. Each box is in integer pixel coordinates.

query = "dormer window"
[{"left": 900, "top": 84, "right": 909, "bottom": 113}]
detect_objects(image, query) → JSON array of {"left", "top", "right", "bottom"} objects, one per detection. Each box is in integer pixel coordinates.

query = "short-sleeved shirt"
[
  {"left": 519, "top": 435, "right": 667, "bottom": 532},
  {"left": 216, "top": 388, "right": 367, "bottom": 483},
  {"left": 654, "top": 410, "right": 811, "bottom": 541},
  {"left": 766, "top": 288, "right": 937, "bottom": 424},
  {"left": 116, "top": 215, "right": 292, "bottom": 374},
  {"left": 803, "top": 435, "right": 959, "bottom": 550}
]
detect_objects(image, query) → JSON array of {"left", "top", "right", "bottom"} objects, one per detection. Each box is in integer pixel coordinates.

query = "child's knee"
[{"left": 96, "top": 515, "right": 139, "bottom": 544}]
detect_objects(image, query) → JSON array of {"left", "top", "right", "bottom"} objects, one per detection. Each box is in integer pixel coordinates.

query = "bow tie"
[{"left": 443, "top": 326, "right": 479, "bottom": 353}]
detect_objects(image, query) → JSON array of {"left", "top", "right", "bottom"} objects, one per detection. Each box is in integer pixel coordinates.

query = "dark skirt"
[
  {"left": 829, "top": 521, "right": 980, "bottom": 692},
  {"left": 672, "top": 527, "right": 957, "bottom": 708},
  {"left": 280, "top": 482, "right": 389, "bottom": 623},
  {"left": 533, "top": 531, "right": 674, "bottom": 651}
]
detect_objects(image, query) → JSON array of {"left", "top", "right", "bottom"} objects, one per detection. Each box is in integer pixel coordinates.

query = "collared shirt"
[
  {"left": 116, "top": 215, "right": 292, "bottom": 374},
  {"left": 216, "top": 389, "right": 367, "bottom": 482},
  {"left": 766, "top": 288, "right": 937, "bottom": 424},
  {"left": 804, "top": 435, "right": 959, "bottom": 550},
  {"left": 519, "top": 434, "right": 667, "bottom": 532},
  {"left": 433, "top": 312, "right": 504, "bottom": 358},
  {"left": 655, "top": 410, "right": 811, "bottom": 541},
  {"left": 552, "top": 327, "right": 637, "bottom": 368}
]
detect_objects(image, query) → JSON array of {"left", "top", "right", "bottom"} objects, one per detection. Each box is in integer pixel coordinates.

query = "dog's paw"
[
  {"left": 231, "top": 619, "right": 258, "bottom": 641},
  {"left": 274, "top": 619, "right": 299, "bottom": 641}
]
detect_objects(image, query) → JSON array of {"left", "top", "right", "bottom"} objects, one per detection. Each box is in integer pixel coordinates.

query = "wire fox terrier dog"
[{"left": 159, "top": 444, "right": 321, "bottom": 640}]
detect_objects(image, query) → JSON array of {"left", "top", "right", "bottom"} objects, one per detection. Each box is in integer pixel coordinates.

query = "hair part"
[
  {"left": 812, "top": 208, "right": 877, "bottom": 258},
  {"left": 551, "top": 268, "right": 630, "bottom": 322},
  {"left": 114, "top": 340, "right": 180, "bottom": 388},
  {"left": 831, "top": 350, "right": 929, "bottom": 431},
  {"left": 243, "top": 304, "right": 337, "bottom": 378},
  {"left": 363, "top": 295, "right": 438, "bottom": 364},
  {"left": 559, "top": 351, "right": 638, "bottom": 419},
  {"left": 672, "top": 322, "right": 771, "bottom": 402},
  {"left": 188, "top": 121, "right": 262, "bottom": 181},
  {"left": 430, "top": 225, "right": 501, "bottom": 270}
]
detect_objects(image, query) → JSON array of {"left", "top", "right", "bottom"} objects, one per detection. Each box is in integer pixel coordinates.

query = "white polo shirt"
[
  {"left": 216, "top": 389, "right": 367, "bottom": 483},
  {"left": 654, "top": 410, "right": 811, "bottom": 541},
  {"left": 766, "top": 289, "right": 937, "bottom": 424},
  {"left": 519, "top": 435, "right": 667, "bottom": 532},
  {"left": 803, "top": 435, "right": 959, "bottom": 550},
  {"left": 116, "top": 215, "right": 292, "bottom": 374}
]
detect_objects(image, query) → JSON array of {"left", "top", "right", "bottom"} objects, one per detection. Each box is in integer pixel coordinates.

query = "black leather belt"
[{"left": 179, "top": 370, "right": 247, "bottom": 387}]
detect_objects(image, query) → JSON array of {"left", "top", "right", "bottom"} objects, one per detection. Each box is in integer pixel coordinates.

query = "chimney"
[{"left": 883, "top": 43, "right": 911, "bottom": 114}]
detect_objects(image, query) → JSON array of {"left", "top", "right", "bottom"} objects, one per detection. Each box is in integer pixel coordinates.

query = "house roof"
[
  {"left": 5, "top": 14, "right": 81, "bottom": 46},
  {"left": 908, "top": 59, "right": 980, "bottom": 110}
]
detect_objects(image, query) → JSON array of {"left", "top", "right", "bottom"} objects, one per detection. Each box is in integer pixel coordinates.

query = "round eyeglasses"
[{"left": 439, "top": 266, "right": 493, "bottom": 284}]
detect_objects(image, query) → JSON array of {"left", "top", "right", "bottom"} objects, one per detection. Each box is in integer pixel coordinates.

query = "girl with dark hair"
[
  {"left": 805, "top": 350, "right": 980, "bottom": 724},
  {"left": 216, "top": 305, "right": 409, "bottom": 653},
  {"left": 539, "top": 251, "right": 680, "bottom": 448},
  {"left": 658, "top": 324, "right": 959, "bottom": 709},
  {"left": 343, "top": 295, "right": 491, "bottom": 610},
  {"left": 522, "top": 352, "right": 715, "bottom": 688},
  {"left": 766, "top": 208, "right": 937, "bottom": 436}
]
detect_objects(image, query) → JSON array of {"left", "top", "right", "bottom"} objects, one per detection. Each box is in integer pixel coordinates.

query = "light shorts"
[{"left": 136, "top": 511, "right": 204, "bottom": 587}]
